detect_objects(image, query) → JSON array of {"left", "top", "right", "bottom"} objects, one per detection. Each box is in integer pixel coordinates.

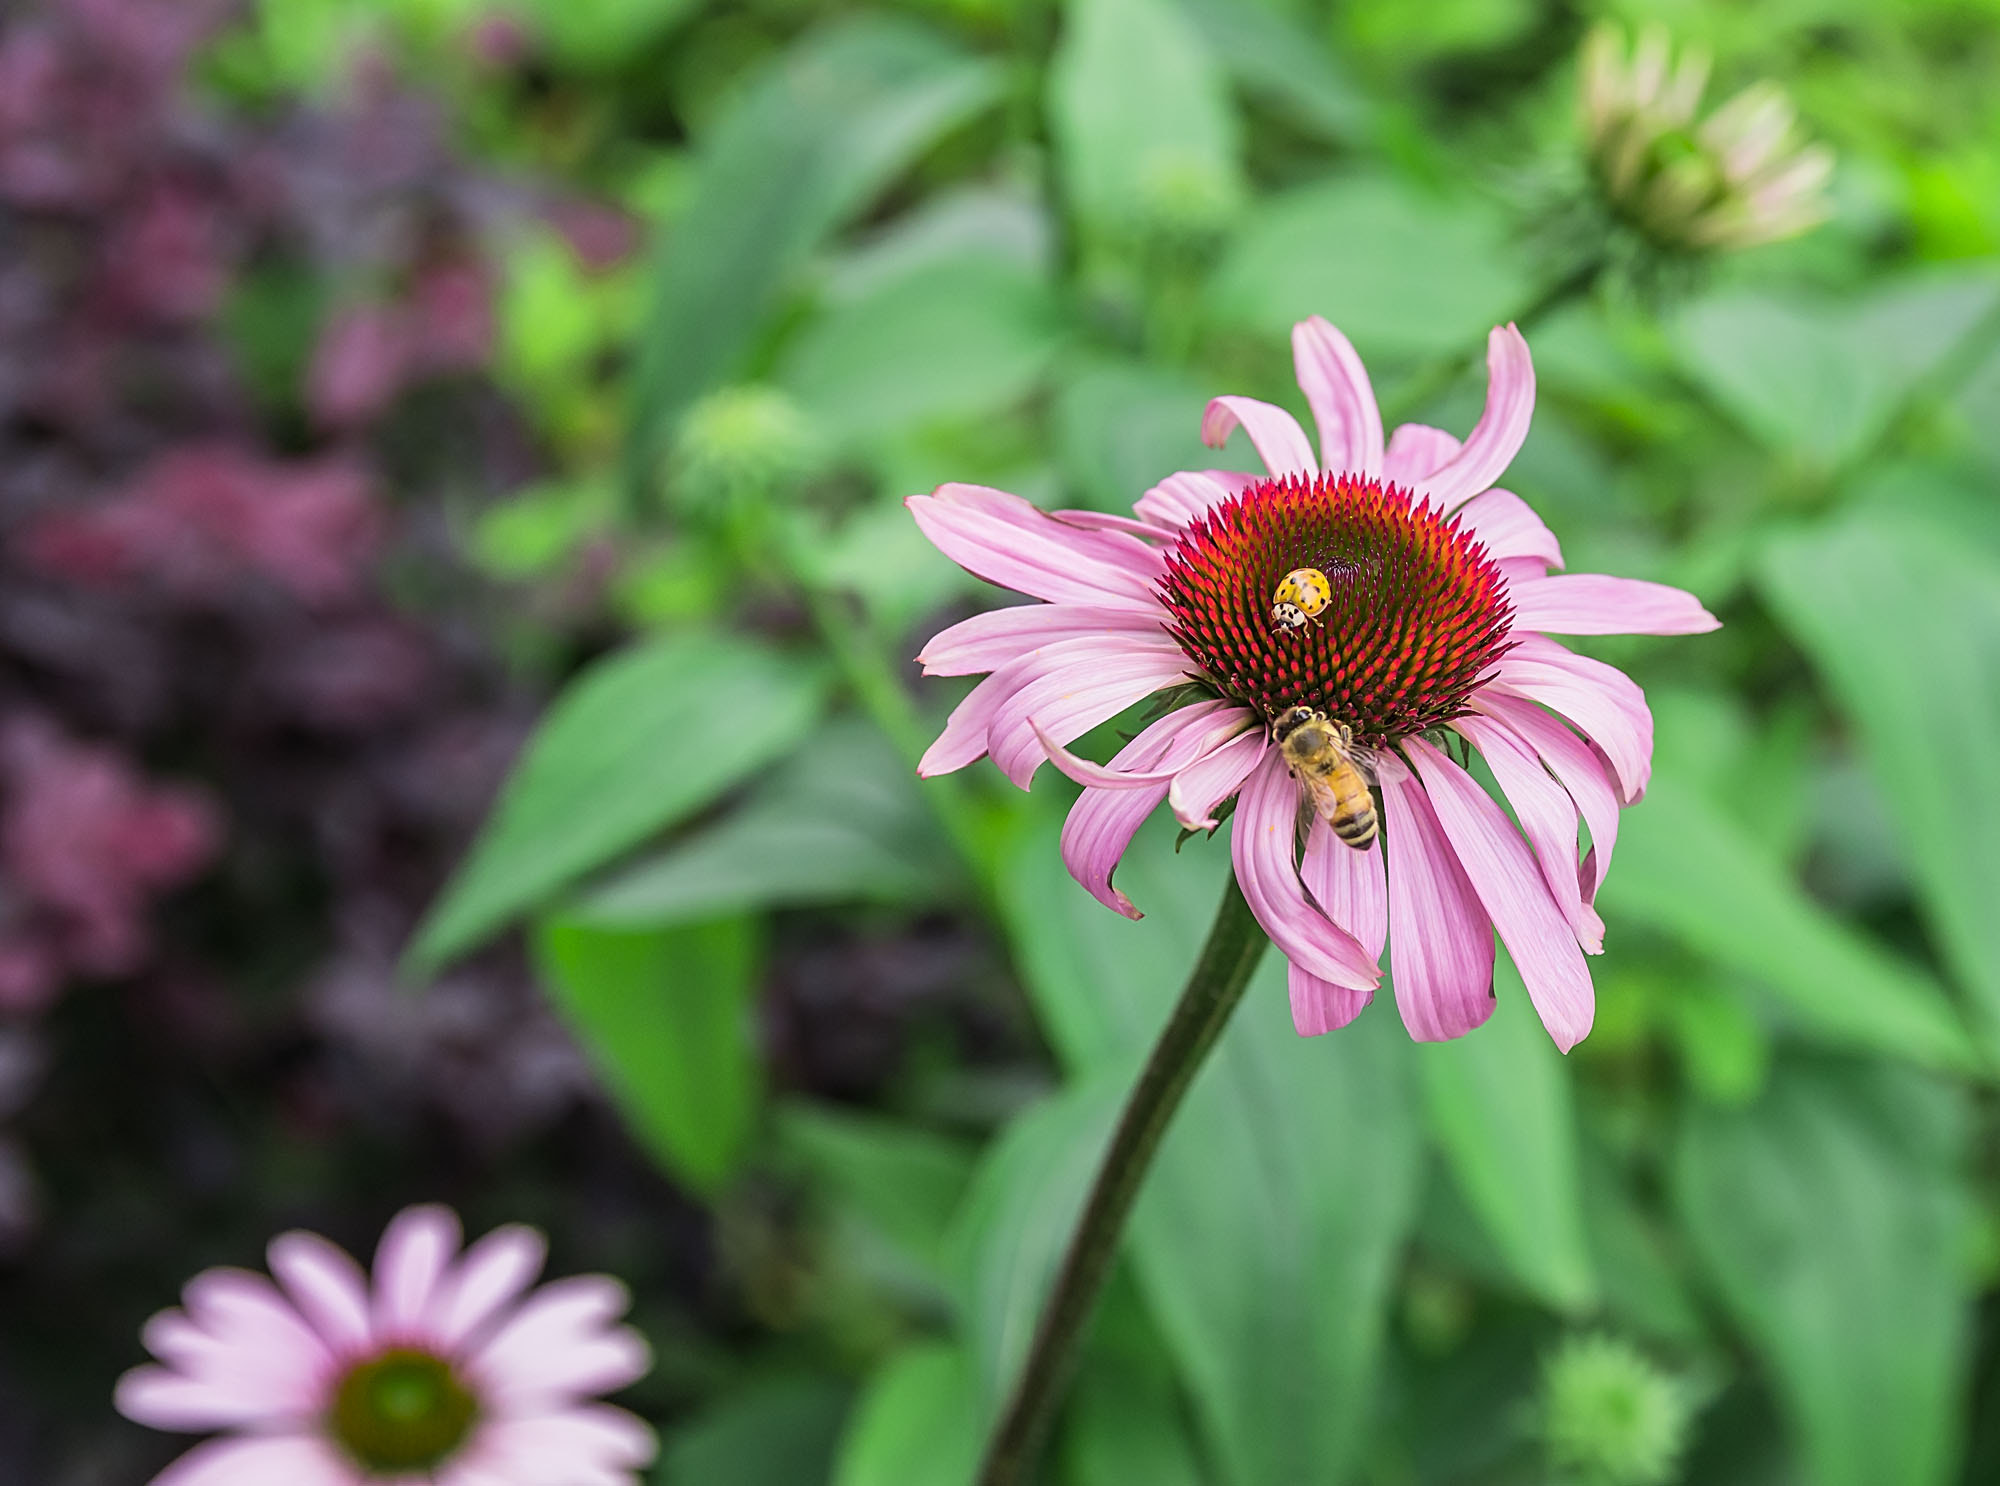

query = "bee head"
[{"left": 1271, "top": 705, "right": 1318, "bottom": 742}]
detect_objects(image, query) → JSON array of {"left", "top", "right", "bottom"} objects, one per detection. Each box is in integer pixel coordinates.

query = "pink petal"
[
  {"left": 1230, "top": 752, "right": 1378, "bottom": 990},
  {"left": 1469, "top": 692, "right": 1622, "bottom": 900},
  {"left": 1300, "top": 815, "right": 1387, "bottom": 959},
  {"left": 1497, "top": 555, "right": 1551, "bottom": 585},
  {"left": 115, "top": 1364, "right": 304, "bottom": 1433},
  {"left": 917, "top": 635, "right": 1186, "bottom": 778},
  {"left": 1490, "top": 635, "right": 1653, "bottom": 804},
  {"left": 1455, "top": 488, "right": 1563, "bottom": 568},
  {"left": 123, "top": 1272, "right": 333, "bottom": 1427},
  {"left": 1291, "top": 316, "right": 1383, "bottom": 476},
  {"left": 1381, "top": 422, "right": 1462, "bottom": 485},
  {"left": 907, "top": 484, "right": 1162, "bottom": 611},
  {"left": 468, "top": 1276, "right": 650, "bottom": 1409},
  {"left": 1133, "top": 469, "right": 1255, "bottom": 530},
  {"left": 372, "top": 1204, "right": 461, "bottom": 1340},
  {"left": 1166, "top": 727, "right": 1267, "bottom": 829},
  {"left": 1200, "top": 396, "right": 1317, "bottom": 477},
  {"left": 1288, "top": 963, "right": 1372, "bottom": 1037},
  {"left": 435, "top": 1224, "right": 549, "bottom": 1350},
  {"left": 917, "top": 603, "right": 1167, "bottom": 677},
  {"left": 1509, "top": 574, "right": 1720, "bottom": 636},
  {"left": 1051, "top": 508, "right": 1176, "bottom": 541},
  {"left": 1405, "top": 738, "right": 1596, "bottom": 1052},
  {"left": 1415, "top": 325, "right": 1535, "bottom": 513},
  {"left": 457, "top": 1405, "right": 657, "bottom": 1482},
  {"left": 984, "top": 644, "right": 1194, "bottom": 789},
  {"left": 1032, "top": 708, "right": 1238, "bottom": 791},
  {"left": 268, "top": 1231, "right": 373, "bottom": 1355},
  {"left": 1375, "top": 755, "right": 1496, "bottom": 1041},
  {"left": 1453, "top": 714, "right": 1604, "bottom": 953},
  {"left": 151, "top": 1436, "right": 361, "bottom": 1486},
  {"left": 1058, "top": 701, "right": 1238, "bottom": 917}
]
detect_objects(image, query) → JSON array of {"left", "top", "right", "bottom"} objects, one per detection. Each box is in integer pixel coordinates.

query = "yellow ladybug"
[{"left": 1270, "top": 567, "right": 1332, "bottom": 632}]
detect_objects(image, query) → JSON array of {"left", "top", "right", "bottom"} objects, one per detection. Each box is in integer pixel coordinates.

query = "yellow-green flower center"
[{"left": 330, "top": 1348, "right": 479, "bottom": 1473}]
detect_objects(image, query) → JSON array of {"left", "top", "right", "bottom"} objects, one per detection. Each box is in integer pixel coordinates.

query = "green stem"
[
  {"left": 974, "top": 873, "right": 1269, "bottom": 1486},
  {"left": 1379, "top": 255, "right": 1606, "bottom": 427}
]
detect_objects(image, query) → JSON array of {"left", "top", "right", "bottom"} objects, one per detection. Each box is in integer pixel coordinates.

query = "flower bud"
[
  {"left": 1540, "top": 1332, "right": 1693, "bottom": 1486},
  {"left": 666, "top": 384, "right": 819, "bottom": 516}
]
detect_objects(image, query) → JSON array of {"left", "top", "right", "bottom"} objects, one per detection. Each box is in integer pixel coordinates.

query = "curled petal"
[
  {"left": 1382, "top": 422, "right": 1461, "bottom": 486},
  {"left": 1375, "top": 754, "right": 1495, "bottom": 1041},
  {"left": 1456, "top": 487, "right": 1563, "bottom": 569},
  {"left": 1470, "top": 691, "right": 1622, "bottom": 901},
  {"left": 1289, "top": 962, "right": 1373, "bottom": 1037},
  {"left": 1509, "top": 574, "right": 1719, "bottom": 636},
  {"left": 1031, "top": 707, "right": 1239, "bottom": 791},
  {"left": 1292, "top": 316, "right": 1383, "bottom": 476},
  {"left": 908, "top": 484, "right": 1162, "bottom": 610},
  {"left": 1404, "top": 738, "right": 1595, "bottom": 1051},
  {"left": 1454, "top": 714, "right": 1604, "bottom": 953},
  {"left": 984, "top": 647, "right": 1194, "bottom": 789},
  {"left": 1200, "top": 396, "right": 1318, "bottom": 477},
  {"left": 1166, "top": 727, "right": 1266, "bottom": 829},
  {"left": 1416, "top": 325, "right": 1535, "bottom": 513},
  {"left": 1134, "top": 469, "right": 1255, "bottom": 531},
  {"left": 1230, "top": 751, "right": 1378, "bottom": 990},
  {"left": 918, "top": 603, "right": 1167, "bottom": 677},
  {"left": 1490, "top": 634, "right": 1653, "bottom": 803}
]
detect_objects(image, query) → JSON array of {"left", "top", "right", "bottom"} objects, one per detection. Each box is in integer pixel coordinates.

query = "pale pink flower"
[
  {"left": 116, "top": 1205, "right": 655, "bottom": 1485},
  {"left": 909, "top": 317, "right": 1718, "bottom": 1050}
]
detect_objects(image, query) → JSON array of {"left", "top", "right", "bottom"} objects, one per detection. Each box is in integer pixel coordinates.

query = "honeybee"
[
  {"left": 1272, "top": 705, "right": 1377, "bottom": 850},
  {"left": 1270, "top": 567, "right": 1332, "bottom": 633}
]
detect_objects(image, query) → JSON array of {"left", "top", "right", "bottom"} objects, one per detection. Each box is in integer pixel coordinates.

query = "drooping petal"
[
  {"left": 1059, "top": 703, "right": 1234, "bottom": 918},
  {"left": 1382, "top": 423, "right": 1461, "bottom": 485},
  {"left": 1292, "top": 316, "right": 1383, "bottom": 477},
  {"left": 1166, "top": 726, "right": 1266, "bottom": 829},
  {"left": 1455, "top": 487, "right": 1564, "bottom": 569},
  {"left": 1288, "top": 963, "right": 1373, "bottom": 1037},
  {"left": 984, "top": 645, "right": 1195, "bottom": 789},
  {"left": 917, "top": 603, "right": 1168, "bottom": 677},
  {"left": 918, "top": 635, "right": 1187, "bottom": 778},
  {"left": 1508, "top": 574, "right": 1719, "bottom": 636},
  {"left": 1133, "top": 469, "right": 1255, "bottom": 531},
  {"left": 1470, "top": 691, "right": 1622, "bottom": 900},
  {"left": 151, "top": 1435, "right": 361, "bottom": 1486},
  {"left": 268, "top": 1231, "right": 373, "bottom": 1355},
  {"left": 1404, "top": 738, "right": 1595, "bottom": 1051},
  {"left": 1201, "top": 396, "right": 1318, "bottom": 477},
  {"left": 1299, "top": 815, "right": 1387, "bottom": 959},
  {"left": 908, "top": 484, "right": 1163, "bottom": 611},
  {"left": 1230, "top": 751, "right": 1378, "bottom": 989},
  {"left": 435, "top": 1224, "right": 549, "bottom": 1350},
  {"left": 1375, "top": 754, "right": 1495, "bottom": 1041},
  {"left": 1414, "top": 325, "right": 1535, "bottom": 513},
  {"left": 372, "top": 1203, "right": 461, "bottom": 1339},
  {"left": 1489, "top": 634, "right": 1653, "bottom": 803},
  {"left": 1453, "top": 714, "right": 1605, "bottom": 953},
  {"left": 468, "top": 1276, "right": 650, "bottom": 1409}
]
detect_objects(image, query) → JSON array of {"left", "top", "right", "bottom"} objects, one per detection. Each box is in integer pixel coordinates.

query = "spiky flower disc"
[{"left": 1158, "top": 472, "right": 1514, "bottom": 745}]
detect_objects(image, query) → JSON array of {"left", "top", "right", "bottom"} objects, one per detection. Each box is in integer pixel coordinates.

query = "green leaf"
[
  {"left": 566, "top": 717, "right": 957, "bottom": 927},
  {"left": 1759, "top": 509, "right": 2000, "bottom": 1055},
  {"left": 945, "top": 1075, "right": 1126, "bottom": 1407},
  {"left": 1054, "top": 358, "right": 1237, "bottom": 516},
  {"left": 1059, "top": 1348, "right": 1205, "bottom": 1486},
  {"left": 1210, "top": 175, "right": 1532, "bottom": 360},
  {"left": 1674, "top": 1058, "right": 1974, "bottom": 1486},
  {"left": 1671, "top": 271, "right": 2000, "bottom": 472},
  {"left": 782, "top": 255, "right": 1064, "bottom": 445},
  {"left": 406, "top": 632, "right": 828, "bottom": 975},
  {"left": 627, "top": 17, "right": 1004, "bottom": 491},
  {"left": 533, "top": 916, "right": 763, "bottom": 1194},
  {"left": 999, "top": 807, "right": 1424, "bottom": 1486},
  {"left": 1417, "top": 956, "right": 1597, "bottom": 1314},
  {"left": 657, "top": 1375, "right": 850, "bottom": 1486},
  {"left": 1173, "top": 0, "right": 1364, "bottom": 143},
  {"left": 1598, "top": 777, "right": 1980, "bottom": 1074},
  {"left": 1048, "top": 0, "right": 1242, "bottom": 230},
  {"left": 832, "top": 1344, "right": 981, "bottom": 1486},
  {"left": 780, "top": 1102, "right": 978, "bottom": 1287}
]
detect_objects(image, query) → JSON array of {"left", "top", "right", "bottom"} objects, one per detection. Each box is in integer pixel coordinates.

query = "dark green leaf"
[
  {"left": 1759, "top": 509, "right": 2000, "bottom": 1056},
  {"left": 533, "top": 916, "right": 763, "bottom": 1194},
  {"left": 1675, "top": 1058, "right": 1975, "bottom": 1486},
  {"left": 780, "top": 1102, "right": 978, "bottom": 1287},
  {"left": 658, "top": 1376, "right": 850, "bottom": 1486},
  {"left": 406, "top": 632, "right": 827, "bottom": 975}
]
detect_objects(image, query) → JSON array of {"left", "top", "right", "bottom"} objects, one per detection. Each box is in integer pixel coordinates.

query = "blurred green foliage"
[{"left": 242, "top": 0, "right": 2000, "bottom": 1478}]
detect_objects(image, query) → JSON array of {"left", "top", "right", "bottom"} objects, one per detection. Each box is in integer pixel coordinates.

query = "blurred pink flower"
[
  {"left": 117, "top": 1204, "right": 657, "bottom": 1485},
  {"left": 909, "top": 316, "right": 1718, "bottom": 1050}
]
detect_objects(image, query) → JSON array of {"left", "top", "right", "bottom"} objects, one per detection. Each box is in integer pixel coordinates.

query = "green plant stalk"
[{"left": 975, "top": 873, "right": 1269, "bottom": 1486}]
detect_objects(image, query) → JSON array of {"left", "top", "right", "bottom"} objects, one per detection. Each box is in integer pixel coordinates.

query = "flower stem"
[{"left": 974, "top": 872, "right": 1268, "bottom": 1486}]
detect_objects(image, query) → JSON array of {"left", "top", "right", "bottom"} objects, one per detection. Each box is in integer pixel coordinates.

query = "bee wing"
[
  {"left": 1347, "top": 742, "right": 1380, "bottom": 786},
  {"left": 1291, "top": 768, "right": 1342, "bottom": 857}
]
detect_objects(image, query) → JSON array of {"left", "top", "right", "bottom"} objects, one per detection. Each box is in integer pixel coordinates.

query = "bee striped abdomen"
[{"left": 1330, "top": 795, "right": 1377, "bottom": 847}]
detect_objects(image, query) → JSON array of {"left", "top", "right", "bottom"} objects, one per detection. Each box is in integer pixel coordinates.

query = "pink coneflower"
[
  {"left": 909, "top": 316, "right": 1717, "bottom": 1050},
  {"left": 116, "top": 1205, "right": 655, "bottom": 1485}
]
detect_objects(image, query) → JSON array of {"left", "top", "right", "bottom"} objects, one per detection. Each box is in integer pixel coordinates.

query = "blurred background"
[{"left": 2, "top": 0, "right": 1998, "bottom": 1482}]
